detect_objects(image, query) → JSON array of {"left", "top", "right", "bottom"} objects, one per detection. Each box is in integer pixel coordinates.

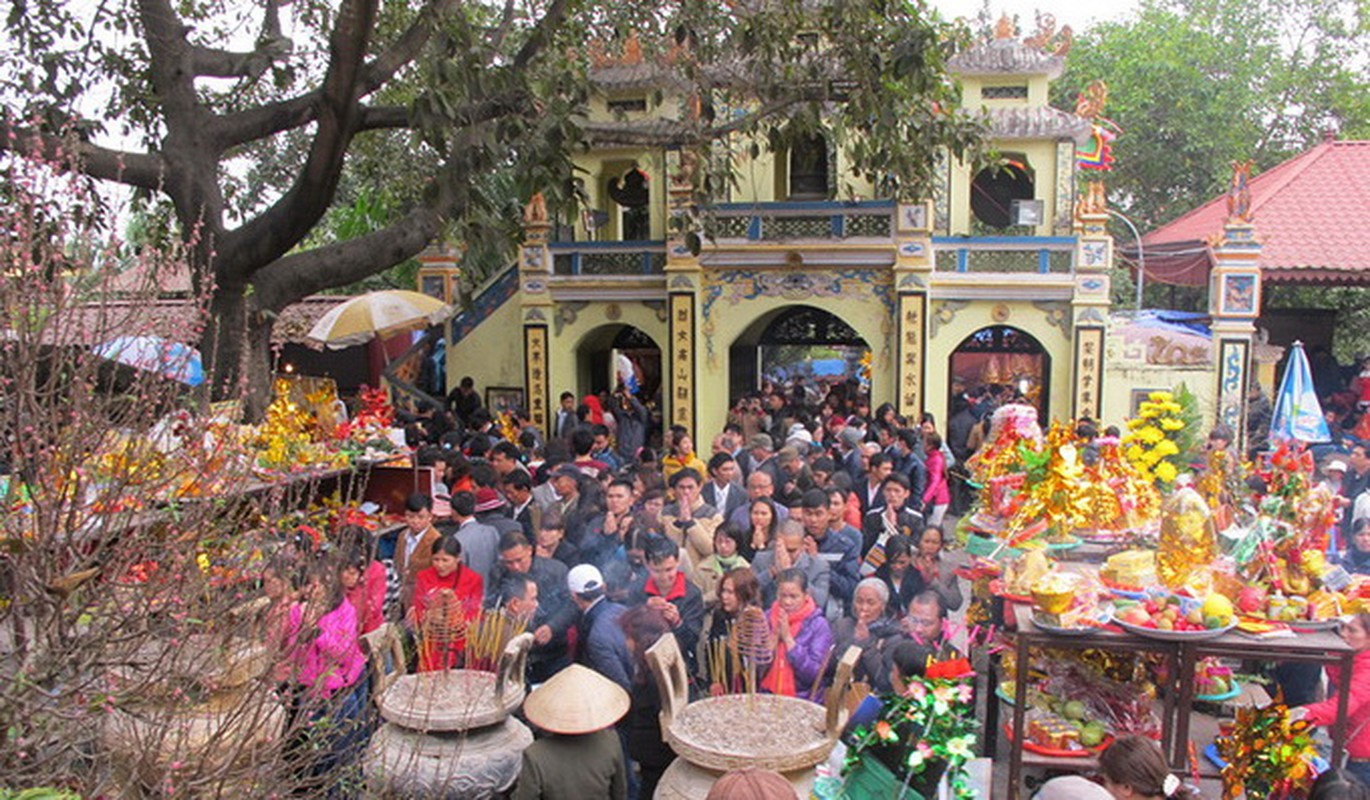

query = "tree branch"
[
  {"left": 250, "top": 207, "right": 444, "bottom": 312},
  {"left": 0, "top": 120, "right": 167, "bottom": 190},
  {"left": 513, "top": 0, "right": 572, "bottom": 70},
  {"left": 215, "top": 92, "right": 321, "bottom": 149},
  {"left": 188, "top": 41, "right": 285, "bottom": 80},
  {"left": 359, "top": 0, "right": 461, "bottom": 93},
  {"left": 357, "top": 104, "right": 410, "bottom": 131},
  {"left": 217, "top": 0, "right": 381, "bottom": 280}
]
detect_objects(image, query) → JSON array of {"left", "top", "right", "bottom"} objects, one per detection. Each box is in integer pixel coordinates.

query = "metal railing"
[{"left": 931, "top": 236, "right": 1075, "bottom": 274}]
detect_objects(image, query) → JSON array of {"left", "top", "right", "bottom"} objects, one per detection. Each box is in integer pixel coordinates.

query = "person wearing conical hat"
[{"left": 512, "top": 663, "right": 629, "bottom": 800}]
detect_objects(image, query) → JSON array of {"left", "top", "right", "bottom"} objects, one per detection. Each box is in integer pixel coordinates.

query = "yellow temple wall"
[{"left": 445, "top": 291, "right": 526, "bottom": 397}]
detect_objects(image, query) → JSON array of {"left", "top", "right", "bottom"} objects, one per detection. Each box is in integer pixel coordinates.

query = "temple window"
[{"left": 786, "top": 133, "right": 831, "bottom": 201}]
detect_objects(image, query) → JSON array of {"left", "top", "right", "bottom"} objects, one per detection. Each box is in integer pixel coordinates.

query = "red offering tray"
[
  {"left": 1003, "top": 724, "right": 1112, "bottom": 758},
  {"left": 989, "top": 579, "right": 1033, "bottom": 604}
]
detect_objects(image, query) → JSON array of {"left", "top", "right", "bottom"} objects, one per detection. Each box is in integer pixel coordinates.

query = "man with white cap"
[
  {"left": 568, "top": 564, "right": 632, "bottom": 690},
  {"left": 513, "top": 664, "right": 628, "bottom": 800}
]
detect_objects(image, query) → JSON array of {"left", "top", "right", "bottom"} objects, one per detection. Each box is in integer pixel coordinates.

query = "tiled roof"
[
  {"left": 979, "top": 106, "right": 1091, "bottom": 144},
  {"left": 948, "top": 39, "right": 1065, "bottom": 78},
  {"left": 1141, "top": 140, "right": 1370, "bottom": 285},
  {"left": 48, "top": 295, "right": 346, "bottom": 347}
]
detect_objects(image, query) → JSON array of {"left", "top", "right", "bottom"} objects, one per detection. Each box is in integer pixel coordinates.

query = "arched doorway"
[
  {"left": 729, "top": 305, "right": 870, "bottom": 408},
  {"left": 948, "top": 325, "right": 1050, "bottom": 419},
  {"left": 577, "top": 324, "right": 663, "bottom": 402}
]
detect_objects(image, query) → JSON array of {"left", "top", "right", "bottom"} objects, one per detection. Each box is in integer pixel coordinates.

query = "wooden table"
[{"left": 1003, "top": 603, "right": 1353, "bottom": 799}]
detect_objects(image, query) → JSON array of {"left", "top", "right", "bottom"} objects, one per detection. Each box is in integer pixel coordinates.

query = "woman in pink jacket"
[
  {"left": 286, "top": 556, "right": 369, "bottom": 787},
  {"left": 922, "top": 432, "right": 951, "bottom": 527},
  {"left": 1295, "top": 613, "right": 1370, "bottom": 785}
]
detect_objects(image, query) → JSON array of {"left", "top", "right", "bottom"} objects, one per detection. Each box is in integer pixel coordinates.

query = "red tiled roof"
[{"left": 1139, "top": 140, "right": 1370, "bottom": 285}]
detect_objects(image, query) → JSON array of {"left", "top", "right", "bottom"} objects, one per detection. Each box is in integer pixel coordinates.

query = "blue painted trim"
[
  {"left": 933, "top": 235, "right": 1077, "bottom": 246},
  {"left": 549, "top": 240, "right": 666, "bottom": 252},
  {"left": 831, "top": 215, "right": 844, "bottom": 236},
  {"left": 711, "top": 199, "right": 895, "bottom": 213},
  {"left": 1038, "top": 249, "right": 1051, "bottom": 273},
  {"left": 957, "top": 249, "right": 969, "bottom": 272},
  {"left": 748, "top": 216, "right": 763, "bottom": 240}
]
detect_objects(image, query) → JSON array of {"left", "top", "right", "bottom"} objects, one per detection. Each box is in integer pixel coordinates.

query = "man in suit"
[
  {"left": 857, "top": 451, "right": 894, "bottom": 517},
  {"left": 502, "top": 471, "right": 540, "bottom": 539},
  {"left": 554, "top": 391, "right": 578, "bottom": 441},
  {"left": 395, "top": 492, "right": 442, "bottom": 611},
  {"left": 702, "top": 452, "right": 747, "bottom": 521}
]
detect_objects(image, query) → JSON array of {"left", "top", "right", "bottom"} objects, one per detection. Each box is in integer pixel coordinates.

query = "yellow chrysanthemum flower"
[
  {"left": 1154, "top": 440, "right": 1180, "bottom": 457},
  {"left": 1160, "top": 418, "right": 1184, "bottom": 431},
  {"left": 1154, "top": 461, "right": 1179, "bottom": 482}
]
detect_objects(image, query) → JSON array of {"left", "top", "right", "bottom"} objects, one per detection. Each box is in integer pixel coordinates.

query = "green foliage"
[{"left": 1056, "top": 0, "right": 1370, "bottom": 230}]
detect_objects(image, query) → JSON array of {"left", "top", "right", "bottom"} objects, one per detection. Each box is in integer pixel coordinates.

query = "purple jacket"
[{"left": 789, "top": 613, "right": 835, "bottom": 702}]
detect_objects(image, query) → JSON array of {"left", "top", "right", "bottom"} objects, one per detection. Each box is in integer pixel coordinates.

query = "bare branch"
[
  {"left": 250, "top": 208, "right": 444, "bottom": 312},
  {"left": 0, "top": 120, "right": 166, "bottom": 190}
]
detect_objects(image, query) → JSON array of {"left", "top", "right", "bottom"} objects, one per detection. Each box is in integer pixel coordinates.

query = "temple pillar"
[
  {"left": 664, "top": 148, "right": 702, "bottom": 435},
  {"left": 894, "top": 201, "right": 934, "bottom": 421},
  {"left": 519, "top": 194, "right": 555, "bottom": 433},
  {"left": 1070, "top": 181, "right": 1112, "bottom": 421},
  {"left": 1208, "top": 161, "right": 1262, "bottom": 442}
]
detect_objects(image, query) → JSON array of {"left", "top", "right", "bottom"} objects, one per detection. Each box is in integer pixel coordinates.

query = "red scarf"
[{"left": 761, "top": 595, "right": 817, "bottom": 697}]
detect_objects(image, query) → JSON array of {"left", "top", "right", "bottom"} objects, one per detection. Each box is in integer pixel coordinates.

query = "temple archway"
[
  {"left": 729, "top": 305, "right": 871, "bottom": 407},
  {"left": 948, "top": 325, "right": 1050, "bottom": 419},
  {"left": 576, "top": 323, "right": 662, "bottom": 402}
]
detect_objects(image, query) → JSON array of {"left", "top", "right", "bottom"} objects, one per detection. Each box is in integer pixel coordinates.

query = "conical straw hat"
[{"left": 522, "top": 664, "right": 630, "bottom": 734}]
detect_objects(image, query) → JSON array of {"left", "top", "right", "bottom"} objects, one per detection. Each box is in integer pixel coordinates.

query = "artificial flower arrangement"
[
  {"left": 1123, "top": 389, "right": 1194, "bottom": 487},
  {"left": 842, "top": 659, "right": 980, "bottom": 799}
]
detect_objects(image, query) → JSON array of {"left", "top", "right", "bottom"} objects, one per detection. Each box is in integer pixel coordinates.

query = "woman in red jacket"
[
  {"left": 1294, "top": 613, "right": 1370, "bottom": 785},
  {"left": 408, "top": 536, "right": 485, "bottom": 671}
]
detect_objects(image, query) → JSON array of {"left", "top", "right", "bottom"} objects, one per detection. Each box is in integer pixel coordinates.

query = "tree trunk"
[
  {"left": 244, "top": 308, "right": 277, "bottom": 422},
  {"left": 202, "top": 285, "right": 249, "bottom": 408}
]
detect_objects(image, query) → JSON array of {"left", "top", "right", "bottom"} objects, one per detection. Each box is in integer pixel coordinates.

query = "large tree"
[
  {"left": 2, "top": 0, "right": 986, "bottom": 412},
  {"left": 1054, "top": 0, "right": 1370, "bottom": 231}
]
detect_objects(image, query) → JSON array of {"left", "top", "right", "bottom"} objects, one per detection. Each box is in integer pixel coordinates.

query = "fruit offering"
[
  {"left": 1024, "top": 702, "right": 1110, "bottom": 751},
  {"left": 1114, "top": 593, "right": 1231, "bottom": 632}
]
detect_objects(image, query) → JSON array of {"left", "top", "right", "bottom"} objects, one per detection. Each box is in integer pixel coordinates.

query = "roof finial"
[
  {"left": 1225, "top": 160, "right": 1254, "bottom": 223},
  {"left": 994, "top": 14, "right": 1017, "bottom": 40}
]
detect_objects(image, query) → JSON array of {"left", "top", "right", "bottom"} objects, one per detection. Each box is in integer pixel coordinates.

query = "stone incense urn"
[
  {"left": 646, "top": 634, "right": 859, "bottom": 799},
  {"left": 363, "top": 632, "right": 533, "bottom": 799}
]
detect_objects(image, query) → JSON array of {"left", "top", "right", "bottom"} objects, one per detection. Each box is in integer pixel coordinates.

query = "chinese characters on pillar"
[
  {"left": 897, "top": 294, "right": 925, "bottom": 419},
  {"left": 1218, "top": 339, "right": 1250, "bottom": 442},
  {"left": 1073, "top": 327, "right": 1105, "bottom": 420},
  {"left": 669, "top": 294, "right": 695, "bottom": 433},
  {"left": 524, "top": 326, "right": 549, "bottom": 431}
]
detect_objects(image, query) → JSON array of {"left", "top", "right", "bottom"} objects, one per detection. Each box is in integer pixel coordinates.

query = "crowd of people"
[
  {"left": 257, "top": 350, "right": 1370, "bottom": 797},
  {"left": 262, "top": 375, "right": 986, "bottom": 797}
]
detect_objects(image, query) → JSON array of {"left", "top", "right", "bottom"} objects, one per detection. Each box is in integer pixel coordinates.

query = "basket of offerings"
[{"left": 646, "top": 633, "right": 861, "bottom": 773}]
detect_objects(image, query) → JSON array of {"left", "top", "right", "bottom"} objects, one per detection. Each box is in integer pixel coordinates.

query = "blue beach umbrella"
[
  {"left": 93, "top": 335, "right": 205, "bottom": 386},
  {"left": 1269, "top": 340, "right": 1330, "bottom": 443}
]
